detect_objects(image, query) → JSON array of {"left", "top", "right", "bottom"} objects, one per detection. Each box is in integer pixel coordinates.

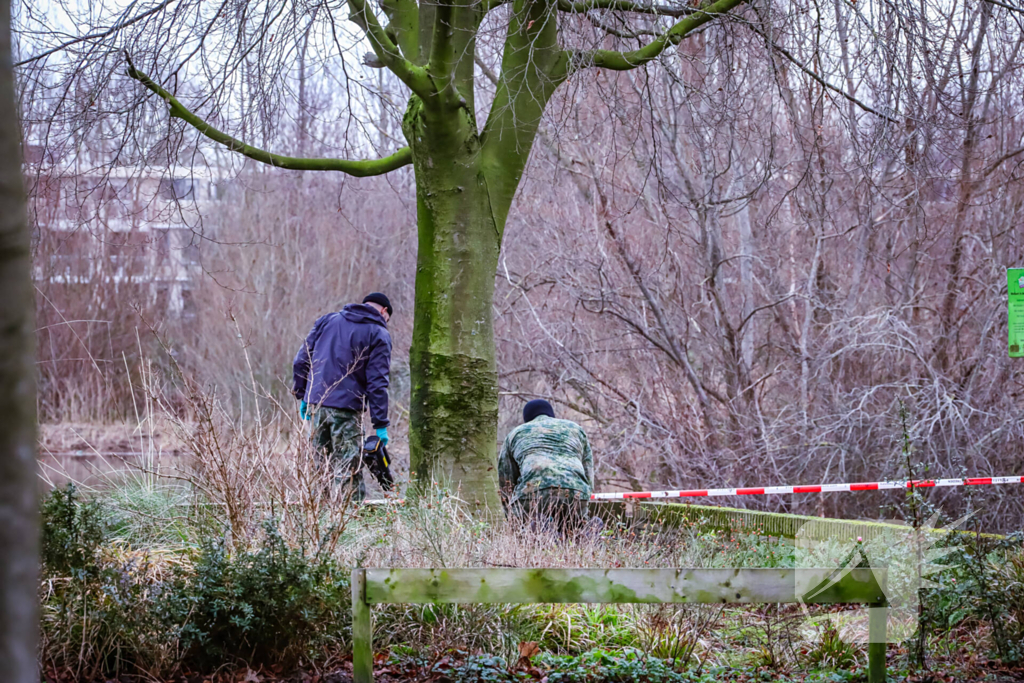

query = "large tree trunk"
[
  {"left": 404, "top": 94, "right": 502, "bottom": 511},
  {"left": 0, "top": 0, "right": 40, "bottom": 676}
]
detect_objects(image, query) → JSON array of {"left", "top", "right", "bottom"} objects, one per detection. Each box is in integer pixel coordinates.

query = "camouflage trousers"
[
  {"left": 311, "top": 406, "right": 365, "bottom": 502},
  {"left": 511, "top": 488, "right": 590, "bottom": 537}
]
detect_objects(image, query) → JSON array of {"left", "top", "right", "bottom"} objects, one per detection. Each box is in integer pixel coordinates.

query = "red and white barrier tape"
[{"left": 589, "top": 475, "right": 1024, "bottom": 501}]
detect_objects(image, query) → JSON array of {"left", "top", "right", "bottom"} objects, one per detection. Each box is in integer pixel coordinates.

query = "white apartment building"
[{"left": 25, "top": 143, "right": 226, "bottom": 318}]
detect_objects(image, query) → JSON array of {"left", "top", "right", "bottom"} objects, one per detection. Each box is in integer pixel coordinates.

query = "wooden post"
[
  {"left": 352, "top": 568, "right": 373, "bottom": 683},
  {"left": 867, "top": 602, "right": 887, "bottom": 683}
]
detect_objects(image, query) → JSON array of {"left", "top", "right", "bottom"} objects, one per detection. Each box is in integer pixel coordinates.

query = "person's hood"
[{"left": 341, "top": 303, "right": 387, "bottom": 327}]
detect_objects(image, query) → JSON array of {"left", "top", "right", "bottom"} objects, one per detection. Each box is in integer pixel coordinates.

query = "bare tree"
[
  {"left": 16, "top": 0, "right": 1024, "bottom": 528},
  {"left": 494, "top": 0, "right": 1024, "bottom": 530},
  {"left": 17, "top": 0, "right": 749, "bottom": 507}
]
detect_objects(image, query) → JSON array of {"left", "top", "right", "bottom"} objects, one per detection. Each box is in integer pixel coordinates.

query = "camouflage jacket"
[{"left": 498, "top": 415, "right": 594, "bottom": 505}]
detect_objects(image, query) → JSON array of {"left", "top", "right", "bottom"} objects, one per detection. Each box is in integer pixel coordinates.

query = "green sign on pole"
[{"left": 1010, "top": 268, "right": 1024, "bottom": 358}]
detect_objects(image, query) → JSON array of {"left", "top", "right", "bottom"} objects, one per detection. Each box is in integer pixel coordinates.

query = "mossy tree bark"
[
  {"left": 0, "top": 0, "right": 39, "bottom": 676},
  {"left": 128, "top": 0, "right": 747, "bottom": 510},
  {"left": 404, "top": 95, "right": 507, "bottom": 507},
  {"left": 400, "top": 0, "right": 568, "bottom": 509}
]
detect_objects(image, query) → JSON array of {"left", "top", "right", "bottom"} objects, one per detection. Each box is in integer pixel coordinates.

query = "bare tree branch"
[
  {"left": 557, "top": 0, "right": 696, "bottom": 17},
  {"left": 982, "top": 0, "right": 1024, "bottom": 13},
  {"left": 978, "top": 144, "right": 1024, "bottom": 179},
  {"left": 126, "top": 58, "right": 413, "bottom": 176},
  {"left": 15, "top": 0, "right": 180, "bottom": 67},
  {"left": 346, "top": 0, "right": 433, "bottom": 96},
  {"left": 747, "top": 22, "right": 900, "bottom": 122},
  {"left": 576, "top": 0, "right": 746, "bottom": 71}
]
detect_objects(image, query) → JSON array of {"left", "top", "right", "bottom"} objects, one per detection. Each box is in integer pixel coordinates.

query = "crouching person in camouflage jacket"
[{"left": 498, "top": 399, "right": 594, "bottom": 536}]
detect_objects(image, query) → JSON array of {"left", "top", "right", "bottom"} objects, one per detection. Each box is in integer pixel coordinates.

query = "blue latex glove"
[
  {"left": 300, "top": 400, "right": 311, "bottom": 421},
  {"left": 376, "top": 427, "right": 389, "bottom": 446}
]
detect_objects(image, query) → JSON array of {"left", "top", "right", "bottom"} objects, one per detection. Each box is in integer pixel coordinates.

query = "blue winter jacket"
[{"left": 292, "top": 304, "right": 392, "bottom": 428}]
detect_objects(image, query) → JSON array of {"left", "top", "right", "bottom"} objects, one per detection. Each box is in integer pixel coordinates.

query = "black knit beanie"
[
  {"left": 363, "top": 292, "right": 393, "bottom": 317},
  {"left": 523, "top": 399, "right": 555, "bottom": 423}
]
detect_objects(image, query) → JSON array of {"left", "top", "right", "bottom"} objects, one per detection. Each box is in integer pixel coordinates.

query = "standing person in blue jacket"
[{"left": 292, "top": 293, "right": 393, "bottom": 501}]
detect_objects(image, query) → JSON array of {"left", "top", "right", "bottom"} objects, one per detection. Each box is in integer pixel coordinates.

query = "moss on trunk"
[{"left": 403, "top": 95, "right": 502, "bottom": 510}]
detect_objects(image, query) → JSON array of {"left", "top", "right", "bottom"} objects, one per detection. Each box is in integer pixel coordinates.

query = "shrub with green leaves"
[
  {"left": 925, "top": 532, "right": 1024, "bottom": 664},
  {"left": 399, "top": 651, "right": 726, "bottom": 683},
  {"left": 39, "top": 486, "right": 353, "bottom": 677},
  {"left": 427, "top": 654, "right": 525, "bottom": 682},
  {"left": 39, "top": 485, "right": 169, "bottom": 678},
  {"left": 159, "top": 520, "right": 351, "bottom": 669},
  {"left": 40, "top": 483, "right": 107, "bottom": 579},
  {"left": 540, "top": 649, "right": 703, "bottom": 682}
]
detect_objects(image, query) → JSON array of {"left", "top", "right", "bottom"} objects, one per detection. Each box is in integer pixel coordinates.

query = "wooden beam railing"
[
  {"left": 633, "top": 502, "right": 1004, "bottom": 541},
  {"left": 351, "top": 567, "right": 888, "bottom": 683}
]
